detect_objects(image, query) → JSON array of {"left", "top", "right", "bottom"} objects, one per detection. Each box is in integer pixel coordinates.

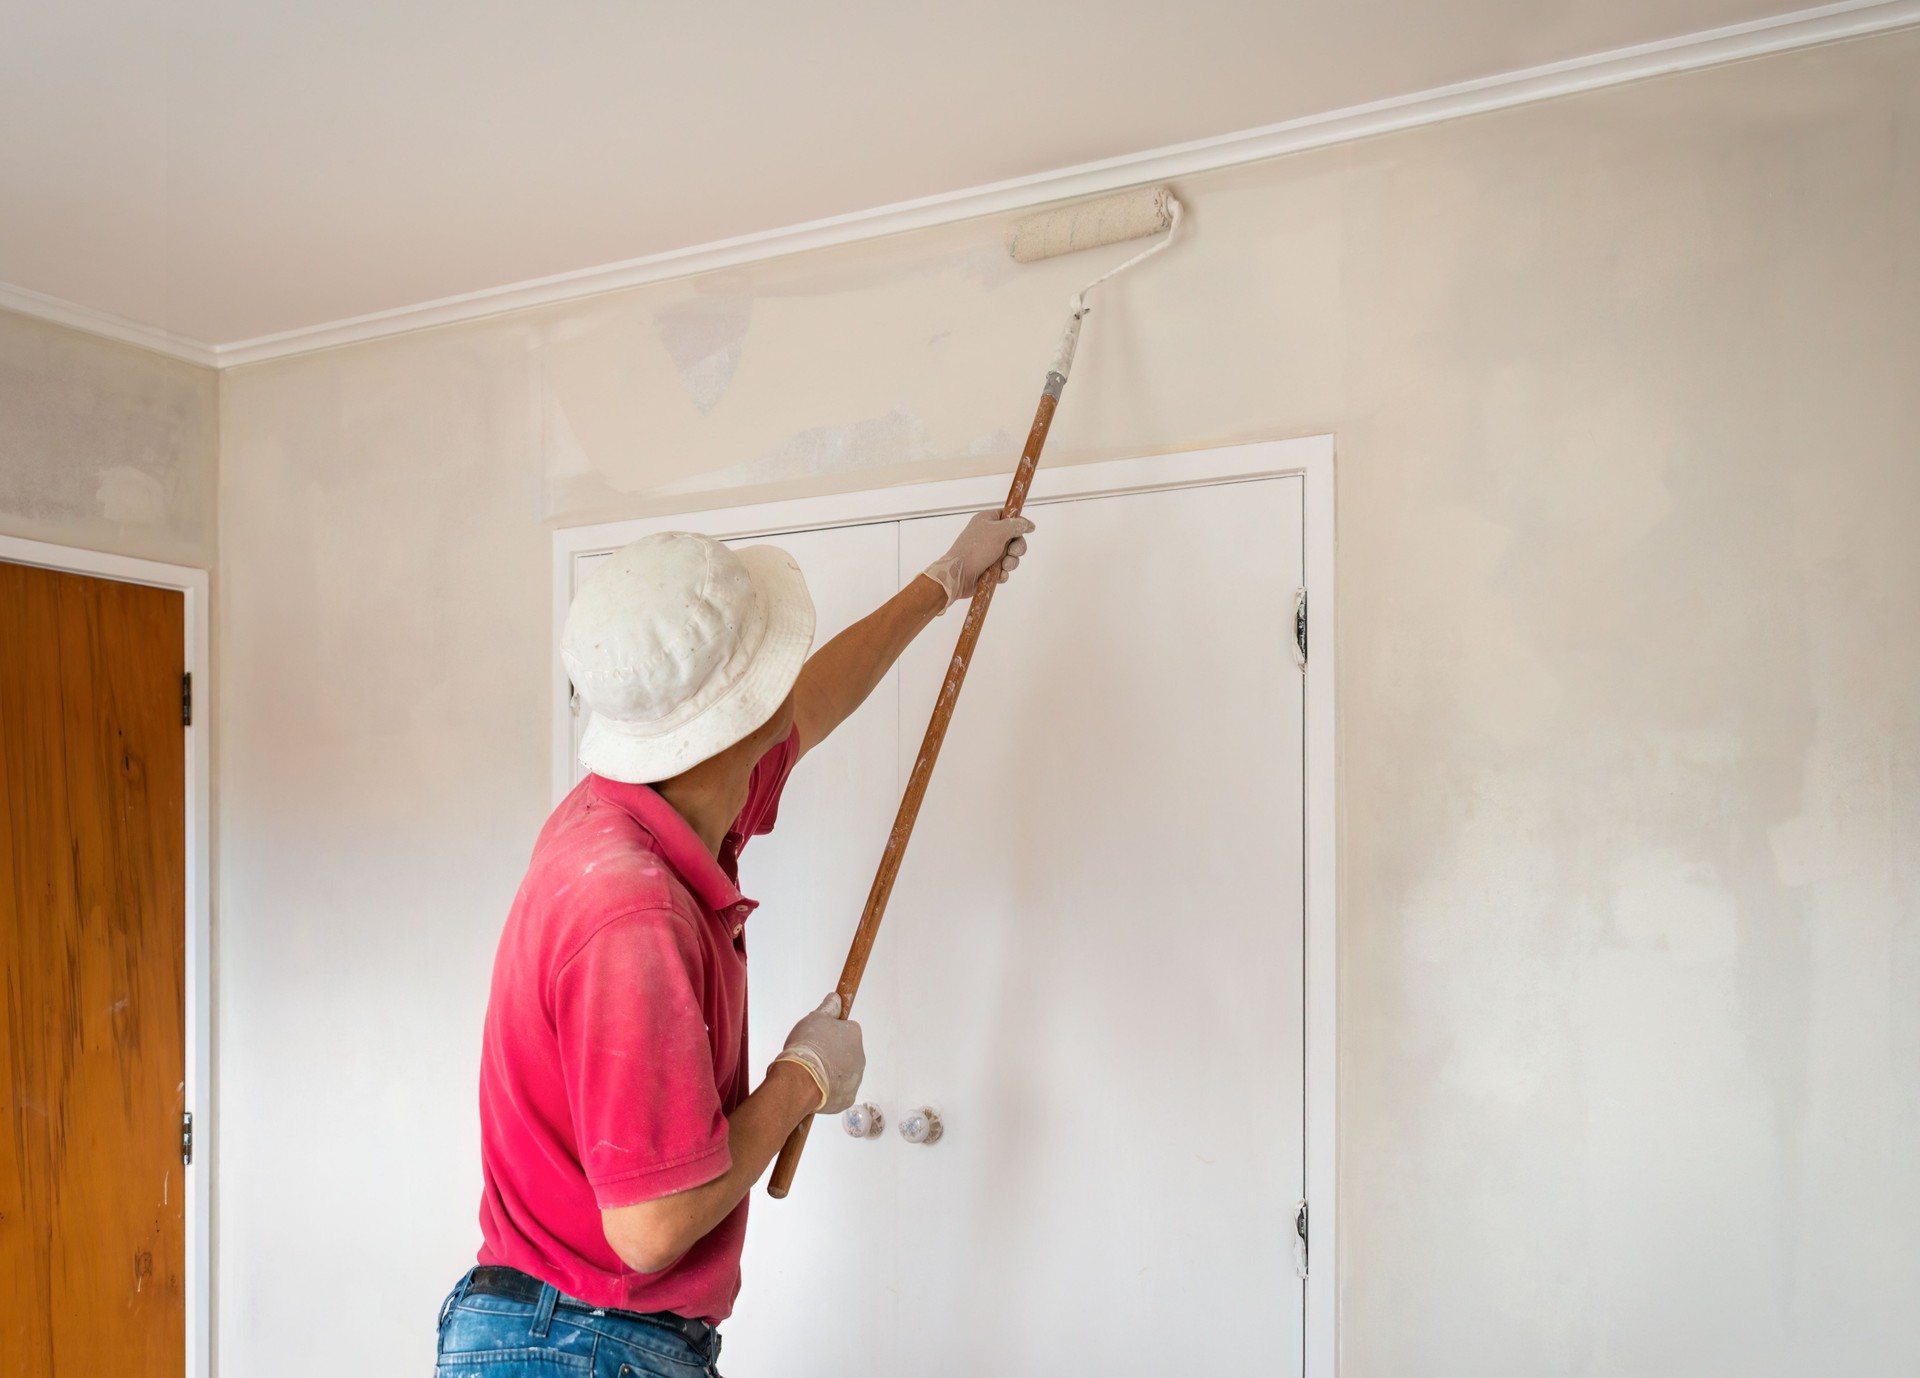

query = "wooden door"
[{"left": 0, "top": 561, "right": 186, "bottom": 1378}]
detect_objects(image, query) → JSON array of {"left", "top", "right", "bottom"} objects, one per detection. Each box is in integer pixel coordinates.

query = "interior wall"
[
  {"left": 0, "top": 308, "right": 218, "bottom": 567},
  {"left": 215, "top": 30, "right": 1920, "bottom": 1378}
]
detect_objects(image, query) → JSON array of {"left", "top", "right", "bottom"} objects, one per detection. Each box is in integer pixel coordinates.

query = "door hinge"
[
  {"left": 1293, "top": 589, "right": 1309, "bottom": 669},
  {"left": 1293, "top": 1199, "right": 1309, "bottom": 1278},
  {"left": 182, "top": 671, "right": 193, "bottom": 727},
  {"left": 181, "top": 1110, "right": 194, "bottom": 1165}
]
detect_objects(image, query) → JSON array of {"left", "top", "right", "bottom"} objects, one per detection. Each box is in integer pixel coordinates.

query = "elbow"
[
  {"left": 602, "top": 1210, "right": 689, "bottom": 1276},
  {"left": 619, "top": 1243, "right": 686, "bottom": 1277}
]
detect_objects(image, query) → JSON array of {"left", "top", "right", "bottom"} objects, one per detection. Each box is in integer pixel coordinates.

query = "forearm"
[
  {"left": 602, "top": 1062, "right": 820, "bottom": 1273},
  {"left": 792, "top": 575, "right": 945, "bottom": 754},
  {"left": 711, "top": 1062, "right": 822, "bottom": 1206}
]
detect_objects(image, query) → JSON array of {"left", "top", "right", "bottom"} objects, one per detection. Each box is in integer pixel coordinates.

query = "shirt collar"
[{"left": 587, "top": 774, "right": 752, "bottom": 916}]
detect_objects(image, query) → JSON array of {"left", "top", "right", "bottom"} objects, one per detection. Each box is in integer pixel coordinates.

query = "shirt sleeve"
[
  {"left": 552, "top": 910, "right": 733, "bottom": 1208},
  {"left": 730, "top": 724, "right": 801, "bottom": 842}
]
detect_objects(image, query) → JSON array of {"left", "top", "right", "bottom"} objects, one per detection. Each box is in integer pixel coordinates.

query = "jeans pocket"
[
  {"left": 437, "top": 1300, "right": 596, "bottom": 1376},
  {"left": 609, "top": 1333, "right": 710, "bottom": 1378},
  {"left": 616, "top": 1360, "right": 707, "bottom": 1378}
]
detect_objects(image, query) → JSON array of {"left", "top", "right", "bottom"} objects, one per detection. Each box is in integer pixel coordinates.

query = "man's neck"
[{"left": 652, "top": 757, "right": 752, "bottom": 856}]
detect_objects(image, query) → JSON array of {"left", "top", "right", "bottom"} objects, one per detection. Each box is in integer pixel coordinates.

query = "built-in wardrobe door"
[{"left": 885, "top": 476, "right": 1307, "bottom": 1376}]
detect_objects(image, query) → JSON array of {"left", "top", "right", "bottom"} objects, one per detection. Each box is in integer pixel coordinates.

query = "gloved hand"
[
  {"left": 920, "top": 510, "right": 1036, "bottom": 612},
  {"left": 772, "top": 993, "right": 865, "bottom": 1115}
]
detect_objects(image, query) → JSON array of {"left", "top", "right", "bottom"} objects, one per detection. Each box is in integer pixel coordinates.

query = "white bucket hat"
[{"left": 562, "top": 532, "right": 815, "bottom": 784}]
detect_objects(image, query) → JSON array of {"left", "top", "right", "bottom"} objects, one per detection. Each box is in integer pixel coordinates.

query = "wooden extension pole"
[{"left": 766, "top": 367, "right": 1069, "bottom": 1199}]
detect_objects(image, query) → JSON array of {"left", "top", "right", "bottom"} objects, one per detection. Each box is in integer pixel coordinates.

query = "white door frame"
[
  {"left": 0, "top": 533, "right": 213, "bottom": 1378},
  {"left": 552, "top": 437, "right": 1339, "bottom": 1376}
]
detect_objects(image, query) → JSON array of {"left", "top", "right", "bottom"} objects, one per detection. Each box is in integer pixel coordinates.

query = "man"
[{"left": 435, "top": 509, "right": 1034, "bottom": 1377}]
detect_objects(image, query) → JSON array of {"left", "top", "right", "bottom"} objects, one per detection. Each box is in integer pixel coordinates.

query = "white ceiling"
[{"left": 0, "top": 0, "right": 1832, "bottom": 347}]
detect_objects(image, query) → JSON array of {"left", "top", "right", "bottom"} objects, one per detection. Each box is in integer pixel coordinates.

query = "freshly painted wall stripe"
[{"left": 4, "top": 0, "right": 1916, "bottom": 368}]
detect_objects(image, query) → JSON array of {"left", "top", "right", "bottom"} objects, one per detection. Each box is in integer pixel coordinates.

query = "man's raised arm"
[{"left": 791, "top": 510, "right": 1032, "bottom": 757}]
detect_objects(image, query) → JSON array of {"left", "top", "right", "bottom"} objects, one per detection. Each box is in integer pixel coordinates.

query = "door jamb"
[
  {"left": 0, "top": 534, "right": 213, "bottom": 1378},
  {"left": 552, "top": 437, "right": 1339, "bottom": 1377}
]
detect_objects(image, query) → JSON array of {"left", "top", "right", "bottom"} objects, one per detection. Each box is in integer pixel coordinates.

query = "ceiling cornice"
[
  {"left": 4, "top": 0, "right": 1915, "bottom": 370},
  {"left": 0, "top": 279, "right": 220, "bottom": 368}
]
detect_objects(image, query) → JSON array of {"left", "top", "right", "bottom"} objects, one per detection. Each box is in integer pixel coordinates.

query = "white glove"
[
  {"left": 920, "top": 510, "right": 1036, "bottom": 611},
  {"left": 772, "top": 993, "right": 866, "bottom": 1115}
]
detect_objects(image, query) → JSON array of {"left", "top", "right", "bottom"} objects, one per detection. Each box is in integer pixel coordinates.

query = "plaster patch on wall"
[
  {"left": 534, "top": 220, "right": 1107, "bottom": 515},
  {"left": 95, "top": 465, "right": 168, "bottom": 525},
  {"left": 1607, "top": 849, "right": 1740, "bottom": 966},
  {"left": 536, "top": 306, "right": 700, "bottom": 509},
  {"left": 654, "top": 296, "right": 753, "bottom": 414},
  {"left": 0, "top": 308, "right": 217, "bottom": 564},
  {"left": 967, "top": 426, "right": 1016, "bottom": 458},
  {"left": 651, "top": 406, "right": 937, "bottom": 496}
]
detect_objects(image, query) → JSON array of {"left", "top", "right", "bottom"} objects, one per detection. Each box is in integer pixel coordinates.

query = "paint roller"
[
  {"left": 767, "top": 185, "right": 1185, "bottom": 1199},
  {"left": 1007, "top": 183, "right": 1180, "bottom": 265}
]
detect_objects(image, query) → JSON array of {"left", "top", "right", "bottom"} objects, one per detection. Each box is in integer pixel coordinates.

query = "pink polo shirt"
[{"left": 475, "top": 729, "right": 799, "bottom": 1323}]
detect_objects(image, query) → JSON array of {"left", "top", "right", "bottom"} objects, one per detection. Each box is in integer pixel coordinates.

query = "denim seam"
[{"left": 435, "top": 1346, "right": 592, "bottom": 1369}]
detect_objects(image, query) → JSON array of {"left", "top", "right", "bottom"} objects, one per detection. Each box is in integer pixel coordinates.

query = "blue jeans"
[{"left": 436, "top": 1269, "right": 723, "bottom": 1378}]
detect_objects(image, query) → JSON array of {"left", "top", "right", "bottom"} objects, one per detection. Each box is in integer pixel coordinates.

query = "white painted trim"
[
  {"left": 550, "top": 530, "right": 582, "bottom": 808},
  {"left": 0, "top": 280, "right": 219, "bottom": 368},
  {"left": 216, "top": 0, "right": 1918, "bottom": 367},
  {"left": 1300, "top": 446, "right": 1338, "bottom": 1378},
  {"left": 556, "top": 440, "right": 1322, "bottom": 550},
  {"left": 552, "top": 438, "right": 1338, "bottom": 1375},
  {"left": 0, "top": 535, "right": 214, "bottom": 1378}
]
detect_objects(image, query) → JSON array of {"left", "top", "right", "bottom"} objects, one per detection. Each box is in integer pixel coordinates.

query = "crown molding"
[
  {"left": 5, "top": 0, "right": 1916, "bottom": 370},
  {"left": 0, "top": 280, "right": 219, "bottom": 368},
  {"left": 212, "top": 0, "right": 1920, "bottom": 366}
]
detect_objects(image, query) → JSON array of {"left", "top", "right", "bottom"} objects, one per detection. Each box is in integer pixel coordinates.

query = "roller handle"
[
  {"left": 765, "top": 1108, "right": 815, "bottom": 1199},
  {"left": 765, "top": 376, "right": 1065, "bottom": 1201}
]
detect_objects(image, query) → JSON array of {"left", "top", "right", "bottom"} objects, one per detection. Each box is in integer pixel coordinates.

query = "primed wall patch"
[
  {"left": 654, "top": 296, "right": 753, "bottom": 415},
  {"left": 0, "top": 309, "right": 216, "bottom": 563},
  {"left": 95, "top": 465, "right": 168, "bottom": 525}
]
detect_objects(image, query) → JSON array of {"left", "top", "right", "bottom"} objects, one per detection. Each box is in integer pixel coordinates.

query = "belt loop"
[
  {"left": 530, "top": 1282, "right": 559, "bottom": 1339},
  {"left": 437, "top": 1268, "right": 476, "bottom": 1335}
]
